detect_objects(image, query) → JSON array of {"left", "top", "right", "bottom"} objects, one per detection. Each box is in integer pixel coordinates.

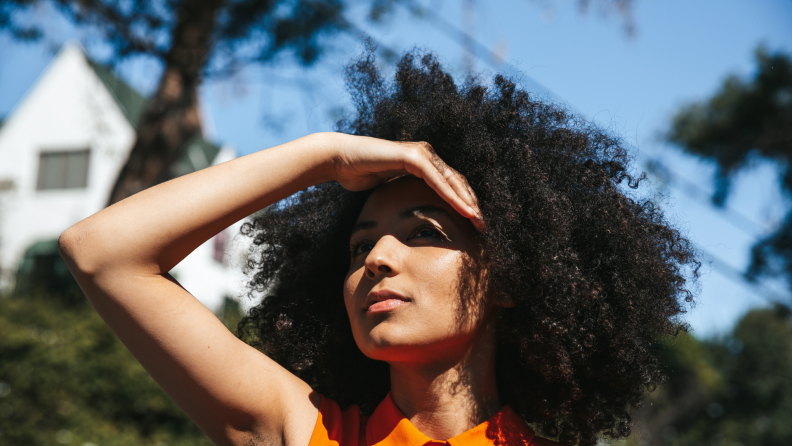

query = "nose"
[{"left": 364, "top": 235, "right": 403, "bottom": 280}]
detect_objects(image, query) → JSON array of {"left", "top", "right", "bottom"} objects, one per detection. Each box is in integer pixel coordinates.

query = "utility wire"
[
  {"left": 397, "top": 0, "right": 562, "bottom": 102},
  {"left": 643, "top": 156, "right": 790, "bottom": 304},
  {"left": 396, "top": 0, "right": 791, "bottom": 304},
  {"left": 697, "top": 246, "right": 789, "bottom": 305},
  {"left": 643, "top": 156, "right": 769, "bottom": 237}
]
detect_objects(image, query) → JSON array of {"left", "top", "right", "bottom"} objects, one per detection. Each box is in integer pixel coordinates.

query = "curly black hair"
[{"left": 238, "top": 50, "right": 699, "bottom": 446}]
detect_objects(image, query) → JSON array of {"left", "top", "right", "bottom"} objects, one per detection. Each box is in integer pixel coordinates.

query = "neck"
[{"left": 388, "top": 320, "right": 501, "bottom": 440}]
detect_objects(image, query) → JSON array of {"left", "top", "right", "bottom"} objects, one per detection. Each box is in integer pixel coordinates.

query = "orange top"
[{"left": 308, "top": 393, "right": 560, "bottom": 446}]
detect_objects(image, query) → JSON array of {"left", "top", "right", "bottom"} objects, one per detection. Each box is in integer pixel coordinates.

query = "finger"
[
  {"left": 443, "top": 170, "right": 484, "bottom": 226},
  {"left": 444, "top": 168, "right": 481, "bottom": 216},
  {"left": 425, "top": 151, "right": 482, "bottom": 218},
  {"left": 435, "top": 167, "right": 486, "bottom": 232},
  {"left": 406, "top": 144, "right": 484, "bottom": 228},
  {"left": 403, "top": 142, "right": 484, "bottom": 230},
  {"left": 408, "top": 156, "right": 478, "bottom": 220},
  {"left": 447, "top": 173, "right": 485, "bottom": 232},
  {"left": 414, "top": 143, "right": 477, "bottom": 210},
  {"left": 436, "top": 164, "right": 471, "bottom": 206}
]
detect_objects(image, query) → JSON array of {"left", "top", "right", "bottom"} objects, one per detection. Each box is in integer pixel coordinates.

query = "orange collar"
[{"left": 366, "top": 393, "right": 537, "bottom": 446}]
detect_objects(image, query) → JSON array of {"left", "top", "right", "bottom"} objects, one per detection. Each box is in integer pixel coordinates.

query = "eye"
[
  {"left": 409, "top": 224, "right": 447, "bottom": 241},
  {"left": 350, "top": 240, "right": 374, "bottom": 257},
  {"left": 416, "top": 228, "right": 439, "bottom": 238}
]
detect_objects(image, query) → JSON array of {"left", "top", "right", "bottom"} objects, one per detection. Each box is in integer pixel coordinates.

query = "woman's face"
[{"left": 343, "top": 176, "right": 494, "bottom": 366}]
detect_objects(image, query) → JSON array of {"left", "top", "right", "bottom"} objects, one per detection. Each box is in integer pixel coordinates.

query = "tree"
[
  {"left": 665, "top": 47, "right": 792, "bottom": 289},
  {"left": 1, "top": 0, "right": 641, "bottom": 207},
  {"left": 631, "top": 306, "right": 792, "bottom": 446},
  {"left": 0, "top": 291, "right": 245, "bottom": 445},
  {"left": 0, "top": 0, "right": 374, "bottom": 205}
]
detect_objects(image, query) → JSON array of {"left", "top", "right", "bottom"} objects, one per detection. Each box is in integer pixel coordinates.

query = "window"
[{"left": 36, "top": 149, "right": 90, "bottom": 190}]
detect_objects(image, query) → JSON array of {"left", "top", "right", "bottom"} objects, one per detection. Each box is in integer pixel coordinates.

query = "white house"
[{"left": 0, "top": 42, "right": 247, "bottom": 312}]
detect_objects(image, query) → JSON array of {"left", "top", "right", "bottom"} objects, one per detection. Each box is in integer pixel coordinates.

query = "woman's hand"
[
  {"left": 56, "top": 131, "right": 481, "bottom": 446},
  {"left": 326, "top": 133, "right": 484, "bottom": 230}
]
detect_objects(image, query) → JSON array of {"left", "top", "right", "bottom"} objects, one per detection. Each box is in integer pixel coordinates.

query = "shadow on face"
[{"left": 342, "top": 176, "right": 494, "bottom": 366}]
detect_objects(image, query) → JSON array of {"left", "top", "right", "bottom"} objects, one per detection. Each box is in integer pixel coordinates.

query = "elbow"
[
  {"left": 58, "top": 226, "right": 77, "bottom": 262},
  {"left": 58, "top": 224, "right": 98, "bottom": 276}
]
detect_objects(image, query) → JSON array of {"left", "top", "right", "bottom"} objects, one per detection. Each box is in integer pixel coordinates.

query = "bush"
[
  {"left": 0, "top": 292, "right": 214, "bottom": 446},
  {"left": 632, "top": 305, "right": 792, "bottom": 446}
]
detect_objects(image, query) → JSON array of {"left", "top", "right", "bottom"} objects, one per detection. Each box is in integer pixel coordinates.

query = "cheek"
[
  {"left": 412, "top": 250, "right": 485, "bottom": 330},
  {"left": 411, "top": 251, "right": 466, "bottom": 309},
  {"left": 343, "top": 266, "right": 364, "bottom": 313}
]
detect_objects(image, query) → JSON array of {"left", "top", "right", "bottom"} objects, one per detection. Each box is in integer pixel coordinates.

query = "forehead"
[{"left": 357, "top": 176, "right": 457, "bottom": 223}]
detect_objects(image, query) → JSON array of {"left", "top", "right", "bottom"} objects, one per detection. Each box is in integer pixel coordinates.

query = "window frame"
[{"left": 35, "top": 148, "right": 91, "bottom": 191}]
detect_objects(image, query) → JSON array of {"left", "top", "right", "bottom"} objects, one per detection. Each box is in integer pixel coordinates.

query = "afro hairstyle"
[{"left": 238, "top": 49, "right": 699, "bottom": 446}]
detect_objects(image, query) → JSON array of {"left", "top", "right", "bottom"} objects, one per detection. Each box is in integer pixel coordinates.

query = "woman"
[{"left": 59, "top": 51, "right": 698, "bottom": 446}]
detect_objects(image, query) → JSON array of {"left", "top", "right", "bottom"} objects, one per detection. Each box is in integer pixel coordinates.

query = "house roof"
[
  {"left": 87, "top": 57, "right": 221, "bottom": 177},
  {"left": 88, "top": 60, "right": 148, "bottom": 129}
]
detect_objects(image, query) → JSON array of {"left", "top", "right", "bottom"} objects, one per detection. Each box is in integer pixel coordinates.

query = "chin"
[
  {"left": 355, "top": 324, "right": 458, "bottom": 364},
  {"left": 355, "top": 326, "right": 411, "bottom": 361}
]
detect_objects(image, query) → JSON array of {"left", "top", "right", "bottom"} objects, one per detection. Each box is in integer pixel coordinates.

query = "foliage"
[
  {"left": 1, "top": 0, "right": 386, "bottom": 206},
  {"left": 666, "top": 47, "right": 792, "bottom": 287},
  {"left": 1, "top": 1, "right": 645, "bottom": 207},
  {"left": 0, "top": 0, "right": 352, "bottom": 70},
  {"left": 0, "top": 0, "right": 640, "bottom": 69},
  {"left": 2, "top": 285, "right": 788, "bottom": 446},
  {"left": 0, "top": 292, "right": 244, "bottom": 446},
  {"left": 13, "top": 240, "right": 83, "bottom": 307},
  {"left": 631, "top": 306, "right": 792, "bottom": 446}
]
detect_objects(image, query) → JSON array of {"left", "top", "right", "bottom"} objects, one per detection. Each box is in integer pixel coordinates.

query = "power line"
[
  {"left": 396, "top": 0, "right": 791, "bottom": 304},
  {"left": 643, "top": 156, "right": 770, "bottom": 237},
  {"left": 697, "top": 246, "right": 789, "bottom": 305},
  {"left": 397, "top": 0, "right": 562, "bottom": 102},
  {"left": 642, "top": 156, "right": 790, "bottom": 304}
]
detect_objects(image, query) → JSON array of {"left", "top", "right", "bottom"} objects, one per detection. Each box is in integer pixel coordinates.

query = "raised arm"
[{"left": 58, "top": 132, "right": 481, "bottom": 446}]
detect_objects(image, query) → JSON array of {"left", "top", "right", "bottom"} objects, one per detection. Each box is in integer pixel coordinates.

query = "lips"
[{"left": 365, "top": 289, "right": 411, "bottom": 313}]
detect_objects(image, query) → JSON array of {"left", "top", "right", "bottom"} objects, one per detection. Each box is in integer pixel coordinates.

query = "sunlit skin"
[
  {"left": 344, "top": 176, "right": 506, "bottom": 435},
  {"left": 58, "top": 133, "right": 493, "bottom": 446},
  {"left": 345, "top": 176, "right": 486, "bottom": 363}
]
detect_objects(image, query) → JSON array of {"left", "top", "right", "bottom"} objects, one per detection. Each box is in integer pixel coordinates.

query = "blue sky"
[{"left": 1, "top": 0, "right": 791, "bottom": 337}]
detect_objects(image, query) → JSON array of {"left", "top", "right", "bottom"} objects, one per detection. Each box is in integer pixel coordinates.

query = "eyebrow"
[{"left": 350, "top": 205, "right": 455, "bottom": 237}]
